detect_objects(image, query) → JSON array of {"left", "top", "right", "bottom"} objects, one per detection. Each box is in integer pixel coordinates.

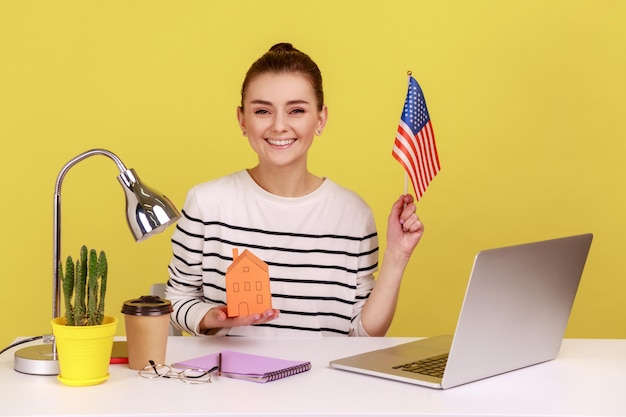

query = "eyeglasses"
[{"left": 139, "top": 360, "right": 217, "bottom": 384}]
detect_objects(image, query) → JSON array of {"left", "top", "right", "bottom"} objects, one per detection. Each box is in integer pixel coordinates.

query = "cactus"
[
  {"left": 59, "top": 245, "right": 108, "bottom": 326},
  {"left": 87, "top": 249, "right": 98, "bottom": 325},
  {"left": 60, "top": 256, "right": 75, "bottom": 326},
  {"left": 74, "top": 247, "right": 87, "bottom": 325},
  {"left": 97, "top": 251, "right": 108, "bottom": 325}
]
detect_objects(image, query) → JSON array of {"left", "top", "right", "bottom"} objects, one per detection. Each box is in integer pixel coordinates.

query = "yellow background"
[{"left": 1, "top": 1, "right": 625, "bottom": 349}]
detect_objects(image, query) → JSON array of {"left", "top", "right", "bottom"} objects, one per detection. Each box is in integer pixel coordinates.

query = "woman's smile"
[{"left": 266, "top": 138, "right": 296, "bottom": 147}]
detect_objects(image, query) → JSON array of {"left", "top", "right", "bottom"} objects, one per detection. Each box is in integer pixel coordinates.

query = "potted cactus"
[
  {"left": 51, "top": 245, "right": 118, "bottom": 386},
  {"left": 60, "top": 245, "right": 108, "bottom": 326}
]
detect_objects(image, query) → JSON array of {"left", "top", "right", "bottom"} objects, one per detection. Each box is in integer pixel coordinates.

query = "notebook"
[
  {"left": 173, "top": 350, "right": 311, "bottom": 383},
  {"left": 330, "top": 233, "right": 593, "bottom": 389}
]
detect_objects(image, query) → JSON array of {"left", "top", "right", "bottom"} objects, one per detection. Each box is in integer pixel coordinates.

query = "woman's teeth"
[{"left": 267, "top": 139, "right": 295, "bottom": 146}]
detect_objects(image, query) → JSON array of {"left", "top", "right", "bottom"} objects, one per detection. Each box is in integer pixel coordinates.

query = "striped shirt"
[{"left": 166, "top": 170, "right": 379, "bottom": 337}]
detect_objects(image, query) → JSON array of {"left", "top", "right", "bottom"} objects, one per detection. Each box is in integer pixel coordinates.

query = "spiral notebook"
[{"left": 173, "top": 350, "right": 311, "bottom": 383}]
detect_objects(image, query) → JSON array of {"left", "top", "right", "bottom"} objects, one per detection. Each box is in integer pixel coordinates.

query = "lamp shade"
[{"left": 118, "top": 168, "right": 180, "bottom": 242}]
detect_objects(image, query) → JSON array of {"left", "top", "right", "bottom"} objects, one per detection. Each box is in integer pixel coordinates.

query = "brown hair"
[{"left": 240, "top": 43, "right": 324, "bottom": 111}]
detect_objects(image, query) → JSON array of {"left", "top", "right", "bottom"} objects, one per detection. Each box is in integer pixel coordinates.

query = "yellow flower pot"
[{"left": 51, "top": 316, "right": 118, "bottom": 386}]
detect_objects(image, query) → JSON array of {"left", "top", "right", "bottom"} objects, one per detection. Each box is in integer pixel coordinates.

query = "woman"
[{"left": 166, "top": 43, "right": 423, "bottom": 337}]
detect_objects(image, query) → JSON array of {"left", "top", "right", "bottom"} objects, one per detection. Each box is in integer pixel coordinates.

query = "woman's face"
[{"left": 237, "top": 72, "right": 327, "bottom": 170}]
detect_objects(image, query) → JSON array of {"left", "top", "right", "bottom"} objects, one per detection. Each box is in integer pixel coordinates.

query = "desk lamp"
[{"left": 13, "top": 148, "right": 181, "bottom": 375}]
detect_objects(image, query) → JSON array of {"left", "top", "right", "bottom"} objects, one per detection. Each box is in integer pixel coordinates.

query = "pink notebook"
[{"left": 173, "top": 350, "right": 311, "bottom": 383}]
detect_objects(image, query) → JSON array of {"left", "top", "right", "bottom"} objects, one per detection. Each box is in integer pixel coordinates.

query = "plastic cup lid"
[{"left": 121, "top": 295, "right": 173, "bottom": 316}]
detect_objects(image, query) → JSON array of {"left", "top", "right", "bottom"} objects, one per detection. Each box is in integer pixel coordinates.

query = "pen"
[{"left": 218, "top": 352, "right": 222, "bottom": 376}]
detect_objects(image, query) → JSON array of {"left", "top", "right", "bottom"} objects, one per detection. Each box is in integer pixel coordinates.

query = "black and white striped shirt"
[{"left": 166, "top": 170, "right": 379, "bottom": 336}]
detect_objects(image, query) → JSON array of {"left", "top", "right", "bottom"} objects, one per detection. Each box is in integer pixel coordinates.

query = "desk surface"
[{"left": 1, "top": 336, "right": 625, "bottom": 417}]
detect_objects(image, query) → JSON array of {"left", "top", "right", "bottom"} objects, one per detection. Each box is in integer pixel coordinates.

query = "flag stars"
[{"left": 402, "top": 83, "right": 430, "bottom": 131}]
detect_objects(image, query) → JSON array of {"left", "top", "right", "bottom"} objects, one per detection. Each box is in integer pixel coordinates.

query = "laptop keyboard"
[{"left": 393, "top": 353, "right": 449, "bottom": 378}]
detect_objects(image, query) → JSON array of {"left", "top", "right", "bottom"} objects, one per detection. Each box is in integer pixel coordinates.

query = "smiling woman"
[{"left": 164, "top": 42, "right": 425, "bottom": 339}]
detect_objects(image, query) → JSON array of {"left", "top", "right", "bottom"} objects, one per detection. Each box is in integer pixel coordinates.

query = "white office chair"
[{"left": 150, "top": 283, "right": 183, "bottom": 336}]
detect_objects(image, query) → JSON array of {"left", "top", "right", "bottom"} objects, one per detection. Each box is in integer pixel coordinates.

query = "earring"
[
  {"left": 316, "top": 129, "right": 322, "bottom": 136},
  {"left": 242, "top": 130, "right": 247, "bottom": 136}
]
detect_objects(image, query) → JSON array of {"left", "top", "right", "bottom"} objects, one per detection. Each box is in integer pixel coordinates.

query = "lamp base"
[{"left": 13, "top": 344, "right": 59, "bottom": 375}]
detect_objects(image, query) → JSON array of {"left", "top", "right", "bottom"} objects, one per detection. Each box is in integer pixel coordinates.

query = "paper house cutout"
[{"left": 225, "top": 248, "right": 272, "bottom": 317}]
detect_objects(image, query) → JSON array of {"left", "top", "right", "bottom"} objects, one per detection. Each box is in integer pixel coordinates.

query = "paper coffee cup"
[{"left": 121, "top": 295, "right": 173, "bottom": 370}]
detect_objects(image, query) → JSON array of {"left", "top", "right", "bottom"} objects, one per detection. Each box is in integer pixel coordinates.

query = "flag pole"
[{"left": 404, "top": 172, "right": 408, "bottom": 196}]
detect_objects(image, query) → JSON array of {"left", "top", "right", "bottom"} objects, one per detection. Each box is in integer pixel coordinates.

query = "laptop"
[{"left": 330, "top": 233, "right": 593, "bottom": 389}]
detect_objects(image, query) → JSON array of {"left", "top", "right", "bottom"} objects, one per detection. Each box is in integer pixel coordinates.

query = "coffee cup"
[{"left": 121, "top": 295, "right": 173, "bottom": 370}]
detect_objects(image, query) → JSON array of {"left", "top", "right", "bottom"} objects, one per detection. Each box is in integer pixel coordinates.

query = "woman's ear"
[
  {"left": 237, "top": 106, "right": 247, "bottom": 136},
  {"left": 316, "top": 105, "right": 328, "bottom": 136}
]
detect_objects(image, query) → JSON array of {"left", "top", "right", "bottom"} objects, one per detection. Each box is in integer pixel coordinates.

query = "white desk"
[{"left": 1, "top": 336, "right": 625, "bottom": 417}]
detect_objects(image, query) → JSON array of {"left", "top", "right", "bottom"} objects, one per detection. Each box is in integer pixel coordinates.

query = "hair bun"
[
  {"left": 241, "top": 42, "right": 324, "bottom": 111},
  {"left": 269, "top": 42, "right": 295, "bottom": 52}
]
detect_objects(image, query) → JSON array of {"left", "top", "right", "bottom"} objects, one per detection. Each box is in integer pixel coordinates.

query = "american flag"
[{"left": 392, "top": 76, "right": 440, "bottom": 200}]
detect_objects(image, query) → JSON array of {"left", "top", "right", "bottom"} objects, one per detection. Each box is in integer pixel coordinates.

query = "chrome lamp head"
[
  {"left": 13, "top": 149, "right": 181, "bottom": 376},
  {"left": 118, "top": 167, "right": 180, "bottom": 242}
]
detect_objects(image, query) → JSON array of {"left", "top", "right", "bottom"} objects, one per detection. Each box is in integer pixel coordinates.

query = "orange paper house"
[{"left": 225, "top": 248, "right": 272, "bottom": 317}]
